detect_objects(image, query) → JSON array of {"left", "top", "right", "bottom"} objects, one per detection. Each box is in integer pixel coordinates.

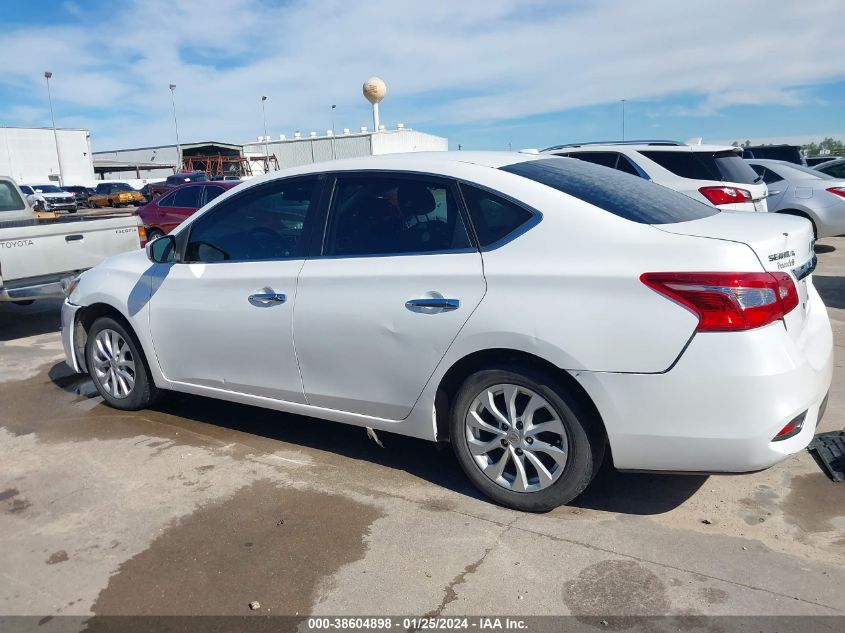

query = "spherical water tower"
[{"left": 363, "top": 76, "right": 387, "bottom": 133}]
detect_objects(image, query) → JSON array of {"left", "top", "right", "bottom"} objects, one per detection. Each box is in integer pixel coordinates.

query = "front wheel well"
[
  {"left": 74, "top": 303, "right": 138, "bottom": 371},
  {"left": 434, "top": 349, "right": 607, "bottom": 445}
]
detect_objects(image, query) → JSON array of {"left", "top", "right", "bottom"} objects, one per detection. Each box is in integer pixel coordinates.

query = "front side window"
[
  {"left": 324, "top": 176, "right": 471, "bottom": 257},
  {"left": 172, "top": 185, "right": 202, "bottom": 208},
  {"left": 821, "top": 163, "right": 845, "bottom": 179},
  {"left": 184, "top": 178, "right": 317, "bottom": 263},
  {"left": 460, "top": 184, "right": 535, "bottom": 246},
  {"left": 0, "top": 182, "right": 26, "bottom": 212}
]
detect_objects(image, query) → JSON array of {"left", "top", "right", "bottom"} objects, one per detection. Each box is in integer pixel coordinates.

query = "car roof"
[{"left": 543, "top": 143, "right": 737, "bottom": 153}]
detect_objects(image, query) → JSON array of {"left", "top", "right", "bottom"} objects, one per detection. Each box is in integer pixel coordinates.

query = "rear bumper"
[
  {"left": 576, "top": 284, "right": 833, "bottom": 472},
  {"left": 0, "top": 274, "right": 77, "bottom": 301},
  {"left": 61, "top": 299, "right": 84, "bottom": 373}
]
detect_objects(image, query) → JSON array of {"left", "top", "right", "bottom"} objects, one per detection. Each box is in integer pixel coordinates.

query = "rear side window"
[
  {"left": 172, "top": 185, "right": 202, "bottom": 208},
  {"left": 500, "top": 157, "right": 719, "bottom": 224},
  {"left": 0, "top": 182, "right": 26, "bottom": 212},
  {"left": 204, "top": 185, "right": 227, "bottom": 204},
  {"left": 460, "top": 184, "right": 534, "bottom": 246},
  {"left": 749, "top": 165, "right": 783, "bottom": 185},
  {"left": 324, "top": 176, "right": 471, "bottom": 257},
  {"left": 641, "top": 150, "right": 759, "bottom": 185},
  {"left": 568, "top": 152, "right": 617, "bottom": 168}
]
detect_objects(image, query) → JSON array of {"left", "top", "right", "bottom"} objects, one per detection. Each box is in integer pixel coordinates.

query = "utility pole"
[
  {"left": 621, "top": 99, "right": 626, "bottom": 141},
  {"left": 169, "top": 84, "right": 182, "bottom": 172},
  {"left": 44, "top": 72, "right": 64, "bottom": 185}
]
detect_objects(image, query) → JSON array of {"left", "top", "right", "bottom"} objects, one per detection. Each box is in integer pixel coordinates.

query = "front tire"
[
  {"left": 85, "top": 317, "right": 159, "bottom": 411},
  {"left": 450, "top": 364, "right": 604, "bottom": 512}
]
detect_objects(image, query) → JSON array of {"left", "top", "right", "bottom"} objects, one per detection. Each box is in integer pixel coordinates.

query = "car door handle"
[
  {"left": 65, "top": 234, "right": 84, "bottom": 242},
  {"left": 767, "top": 190, "right": 781, "bottom": 196},
  {"left": 405, "top": 298, "right": 460, "bottom": 311},
  {"left": 248, "top": 292, "right": 287, "bottom": 305}
]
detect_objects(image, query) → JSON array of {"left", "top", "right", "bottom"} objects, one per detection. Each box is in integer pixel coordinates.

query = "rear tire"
[
  {"left": 85, "top": 316, "right": 159, "bottom": 411},
  {"left": 147, "top": 228, "right": 165, "bottom": 241},
  {"left": 450, "top": 364, "right": 604, "bottom": 512}
]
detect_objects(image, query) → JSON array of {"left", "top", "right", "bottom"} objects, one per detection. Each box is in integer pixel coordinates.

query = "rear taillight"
[
  {"left": 138, "top": 226, "right": 147, "bottom": 248},
  {"left": 698, "top": 186, "right": 753, "bottom": 205},
  {"left": 826, "top": 187, "right": 845, "bottom": 200},
  {"left": 640, "top": 272, "right": 799, "bottom": 332}
]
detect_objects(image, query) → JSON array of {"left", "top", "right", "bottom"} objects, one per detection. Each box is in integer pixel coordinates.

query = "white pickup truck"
[{"left": 0, "top": 175, "right": 146, "bottom": 303}]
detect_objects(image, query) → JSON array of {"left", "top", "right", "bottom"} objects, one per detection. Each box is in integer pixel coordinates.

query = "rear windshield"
[
  {"left": 112, "top": 183, "right": 134, "bottom": 192},
  {"left": 500, "top": 157, "right": 719, "bottom": 224},
  {"left": 640, "top": 150, "right": 760, "bottom": 184},
  {"left": 0, "top": 181, "right": 26, "bottom": 212},
  {"left": 742, "top": 146, "right": 802, "bottom": 164}
]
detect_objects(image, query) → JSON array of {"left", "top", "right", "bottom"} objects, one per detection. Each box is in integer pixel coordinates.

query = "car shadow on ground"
[
  {"left": 815, "top": 243, "right": 835, "bottom": 254},
  {"left": 0, "top": 298, "right": 63, "bottom": 341},
  {"left": 49, "top": 363, "right": 706, "bottom": 515},
  {"left": 813, "top": 275, "right": 845, "bottom": 309}
]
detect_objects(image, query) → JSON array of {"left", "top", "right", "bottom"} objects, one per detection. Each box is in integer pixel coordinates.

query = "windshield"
[
  {"left": 33, "top": 185, "right": 64, "bottom": 193},
  {"left": 501, "top": 157, "right": 719, "bottom": 224}
]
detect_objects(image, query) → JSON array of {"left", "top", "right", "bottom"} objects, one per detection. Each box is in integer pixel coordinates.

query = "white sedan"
[{"left": 61, "top": 152, "right": 832, "bottom": 511}]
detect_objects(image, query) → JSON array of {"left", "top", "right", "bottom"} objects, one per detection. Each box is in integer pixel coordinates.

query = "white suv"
[{"left": 542, "top": 141, "right": 769, "bottom": 212}]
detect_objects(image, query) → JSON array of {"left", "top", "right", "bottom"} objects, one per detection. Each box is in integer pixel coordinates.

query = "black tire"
[
  {"left": 147, "top": 228, "right": 165, "bottom": 241},
  {"left": 85, "top": 316, "right": 159, "bottom": 411},
  {"left": 450, "top": 364, "right": 604, "bottom": 512}
]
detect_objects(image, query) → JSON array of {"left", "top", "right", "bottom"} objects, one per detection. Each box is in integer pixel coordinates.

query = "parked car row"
[{"left": 59, "top": 150, "right": 831, "bottom": 511}]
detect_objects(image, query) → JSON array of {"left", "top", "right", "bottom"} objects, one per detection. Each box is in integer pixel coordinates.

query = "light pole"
[
  {"left": 621, "top": 99, "right": 626, "bottom": 141},
  {"left": 261, "top": 96, "right": 270, "bottom": 173},
  {"left": 169, "top": 84, "right": 182, "bottom": 173},
  {"left": 330, "top": 104, "right": 337, "bottom": 159},
  {"left": 44, "top": 71, "right": 64, "bottom": 185}
]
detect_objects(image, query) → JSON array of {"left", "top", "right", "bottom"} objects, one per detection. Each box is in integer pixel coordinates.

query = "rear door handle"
[
  {"left": 65, "top": 234, "right": 83, "bottom": 242},
  {"left": 405, "top": 298, "right": 460, "bottom": 311},
  {"left": 248, "top": 292, "right": 287, "bottom": 305}
]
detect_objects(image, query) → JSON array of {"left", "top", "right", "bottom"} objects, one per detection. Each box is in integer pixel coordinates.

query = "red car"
[{"left": 137, "top": 180, "right": 240, "bottom": 240}]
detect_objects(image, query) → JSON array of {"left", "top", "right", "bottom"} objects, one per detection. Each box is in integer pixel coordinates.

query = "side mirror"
[{"left": 146, "top": 234, "right": 176, "bottom": 263}]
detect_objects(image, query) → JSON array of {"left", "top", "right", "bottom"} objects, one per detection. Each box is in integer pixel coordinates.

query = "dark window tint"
[
  {"left": 616, "top": 155, "right": 641, "bottom": 176},
  {"left": 157, "top": 191, "right": 176, "bottom": 208},
  {"left": 749, "top": 165, "right": 783, "bottom": 185},
  {"left": 460, "top": 184, "right": 534, "bottom": 246},
  {"left": 501, "top": 157, "right": 719, "bottom": 224},
  {"left": 324, "top": 176, "right": 471, "bottom": 257},
  {"left": 185, "top": 178, "right": 317, "bottom": 262},
  {"left": 641, "top": 150, "right": 759, "bottom": 184},
  {"left": 172, "top": 185, "right": 202, "bottom": 208},
  {"left": 821, "top": 163, "right": 845, "bottom": 179},
  {"left": 569, "top": 152, "right": 618, "bottom": 168},
  {"left": 0, "top": 181, "right": 26, "bottom": 212},
  {"left": 204, "top": 185, "right": 226, "bottom": 204},
  {"left": 742, "top": 146, "right": 802, "bottom": 164}
]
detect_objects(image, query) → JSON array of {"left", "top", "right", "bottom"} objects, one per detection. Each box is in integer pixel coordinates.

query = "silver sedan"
[{"left": 747, "top": 159, "right": 845, "bottom": 238}]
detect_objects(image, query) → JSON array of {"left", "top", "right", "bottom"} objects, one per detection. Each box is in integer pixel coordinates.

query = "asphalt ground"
[{"left": 0, "top": 237, "right": 843, "bottom": 631}]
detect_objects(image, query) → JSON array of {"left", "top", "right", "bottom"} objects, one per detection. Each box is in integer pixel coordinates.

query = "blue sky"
[{"left": 1, "top": 0, "right": 844, "bottom": 152}]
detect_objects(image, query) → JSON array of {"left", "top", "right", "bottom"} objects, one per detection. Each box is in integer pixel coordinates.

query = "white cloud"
[{"left": 0, "top": 0, "right": 843, "bottom": 149}]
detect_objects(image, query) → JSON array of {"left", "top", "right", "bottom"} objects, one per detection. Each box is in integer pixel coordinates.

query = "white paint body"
[{"left": 61, "top": 152, "right": 832, "bottom": 474}]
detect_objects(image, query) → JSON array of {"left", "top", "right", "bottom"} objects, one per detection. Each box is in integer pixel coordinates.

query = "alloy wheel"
[
  {"left": 92, "top": 329, "right": 136, "bottom": 399},
  {"left": 465, "top": 384, "right": 569, "bottom": 493}
]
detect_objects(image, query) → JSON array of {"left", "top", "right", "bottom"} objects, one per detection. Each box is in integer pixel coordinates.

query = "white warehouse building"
[
  {"left": 243, "top": 125, "right": 448, "bottom": 174},
  {"left": 0, "top": 126, "right": 95, "bottom": 185}
]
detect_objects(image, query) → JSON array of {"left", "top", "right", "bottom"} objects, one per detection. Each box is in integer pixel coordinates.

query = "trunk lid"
[{"left": 654, "top": 211, "right": 817, "bottom": 340}]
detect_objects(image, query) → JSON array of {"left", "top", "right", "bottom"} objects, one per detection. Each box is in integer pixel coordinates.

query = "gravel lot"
[{"left": 0, "top": 238, "right": 843, "bottom": 627}]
